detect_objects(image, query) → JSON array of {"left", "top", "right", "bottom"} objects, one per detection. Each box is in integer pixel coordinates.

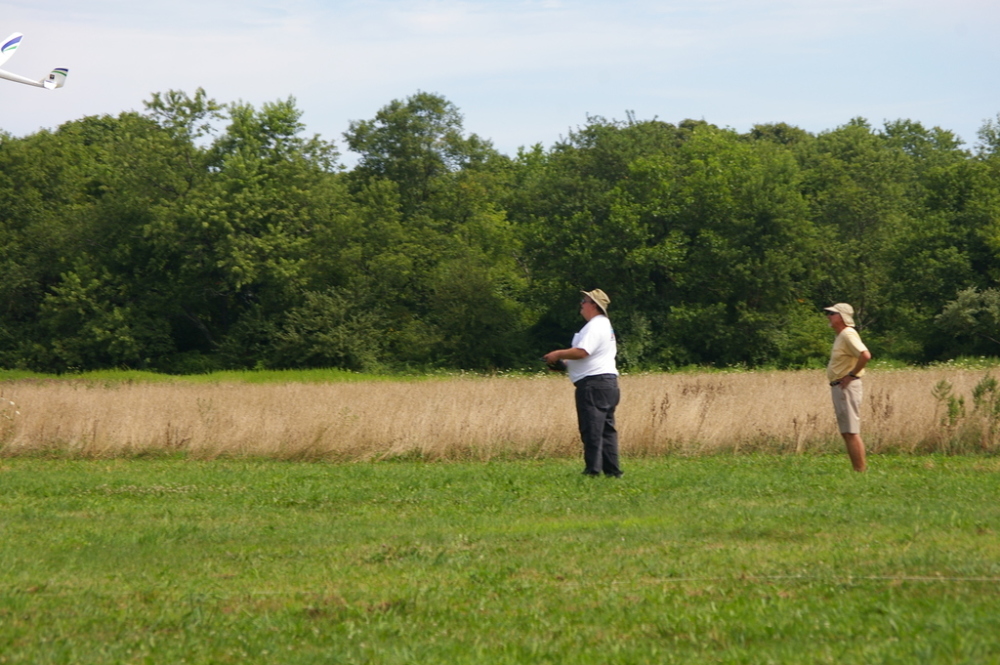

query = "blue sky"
[{"left": 2, "top": 0, "right": 999, "bottom": 162}]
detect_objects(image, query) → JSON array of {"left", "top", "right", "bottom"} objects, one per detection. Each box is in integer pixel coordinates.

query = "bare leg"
[{"left": 841, "top": 433, "right": 867, "bottom": 472}]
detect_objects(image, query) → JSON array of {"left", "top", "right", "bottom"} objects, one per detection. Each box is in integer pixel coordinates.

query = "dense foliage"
[{"left": 3, "top": 89, "right": 1000, "bottom": 373}]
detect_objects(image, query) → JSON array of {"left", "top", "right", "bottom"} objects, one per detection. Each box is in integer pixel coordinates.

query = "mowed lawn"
[{"left": 1, "top": 456, "right": 998, "bottom": 664}]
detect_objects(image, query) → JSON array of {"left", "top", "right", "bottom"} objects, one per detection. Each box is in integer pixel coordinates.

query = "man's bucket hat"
[
  {"left": 582, "top": 289, "right": 611, "bottom": 317},
  {"left": 824, "top": 303, "right": 855, "bottom": 327}
]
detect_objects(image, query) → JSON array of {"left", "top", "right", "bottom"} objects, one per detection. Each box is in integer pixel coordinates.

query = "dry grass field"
[{"left": 1, "top": 367, "right": 999, "bottom": 460}]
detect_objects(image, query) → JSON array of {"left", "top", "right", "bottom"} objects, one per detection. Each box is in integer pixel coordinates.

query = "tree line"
[{"left": 2, "top": 89, "right": 1000, "bottom": 374}]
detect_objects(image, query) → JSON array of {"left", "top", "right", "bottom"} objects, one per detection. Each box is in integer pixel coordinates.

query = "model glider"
[{"left": 0, "top": 33, "right": 68, "bottom": 89}]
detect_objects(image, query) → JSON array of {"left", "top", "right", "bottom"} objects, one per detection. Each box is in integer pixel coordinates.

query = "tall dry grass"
[{"left": 0, "top": 368, "right": 997, "bottom": 460}]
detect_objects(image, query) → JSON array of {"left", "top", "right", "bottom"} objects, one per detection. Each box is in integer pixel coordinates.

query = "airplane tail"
[
  {"left": 0, "top": 32, "right": 22, "bottom": 68},
  {"left": 42, "top": 67, "right": 68, "bottom": 89}
]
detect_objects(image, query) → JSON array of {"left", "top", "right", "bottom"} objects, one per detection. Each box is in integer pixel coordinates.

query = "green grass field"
[{"left": 1, "top": 455, "right": 998, "bottom": 664}]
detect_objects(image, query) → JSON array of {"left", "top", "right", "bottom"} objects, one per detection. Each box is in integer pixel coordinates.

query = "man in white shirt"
[
  {"left": 824, "top": 303, "right": 872, "bottom": 472},
  {"left": 544, "top": 289, "right": 622, "bottom": 477}
]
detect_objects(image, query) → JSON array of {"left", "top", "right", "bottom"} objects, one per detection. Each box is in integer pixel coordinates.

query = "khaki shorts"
[{"left": 831, "top": 380, "right": 863, "bottom": 434}]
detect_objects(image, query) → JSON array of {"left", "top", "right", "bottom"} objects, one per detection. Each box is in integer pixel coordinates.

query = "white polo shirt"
[{"left": 566, "top": 315, "right": 619, "bottom": 384}]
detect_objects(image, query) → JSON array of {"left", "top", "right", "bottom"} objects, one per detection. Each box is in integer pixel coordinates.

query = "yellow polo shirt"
[{"left": 827, "top": 327, "right": 868, "bottom": 382}]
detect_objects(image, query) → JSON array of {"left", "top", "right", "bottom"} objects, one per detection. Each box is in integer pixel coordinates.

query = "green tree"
[
  {"left": 5, "top": 90, "right": 1000, "bottom": 372},
  {"left": 510, "top": 116, "right": 822, "bottom": 368},
  {"left": 799, "top": 119, "right": 913, "bottom": 335},
  {"left": 338, "top": 92, "right": 533, "bottom": 369},
  {"left": 935, "top": 287, "right": 1000, "bottom": 356},
  {"left": 344, "top": 91, "right": 494, "bottom": 216},
  {"left": 0, "top": 110, "right": 199, "bottom": 371}
]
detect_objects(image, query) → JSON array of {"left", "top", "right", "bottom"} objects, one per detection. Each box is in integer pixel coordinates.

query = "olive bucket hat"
[{"left": 581, "top": 289, "right": 611, "bottom": 317}]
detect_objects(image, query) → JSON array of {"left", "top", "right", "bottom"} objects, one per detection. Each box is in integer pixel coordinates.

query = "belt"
[
  {"left": 574, "top": 373, "right": 618, "bottom": 386},
  {"left": 830, "top": 377, "right": 861, "bottom": 387}
]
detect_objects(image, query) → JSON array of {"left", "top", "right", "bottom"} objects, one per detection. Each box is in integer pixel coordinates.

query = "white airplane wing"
[
  {"left": 0, "top": 32, "right": 22, "bottom": 68},
  {"left": 0, "top": 31, "right": 68, "bottom": 89}
]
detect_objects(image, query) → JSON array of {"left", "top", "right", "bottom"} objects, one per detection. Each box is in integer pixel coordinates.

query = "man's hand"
[
  {"left": 544, "top": 348, "right": 589, "bottom": 365},
  {"left": 542, "top": 350, "right": 562, "bottom": 365},
  {"left": 841, "top": 350, "right": 872, "bottom": 389}
]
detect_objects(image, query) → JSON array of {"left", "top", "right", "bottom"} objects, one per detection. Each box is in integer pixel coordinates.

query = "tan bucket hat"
[
  {"left": 581, "top": 289, "right": 610, "bottom": 317},
  {"left": 824, "top": 303, "right": 855, "bottom": 327}
]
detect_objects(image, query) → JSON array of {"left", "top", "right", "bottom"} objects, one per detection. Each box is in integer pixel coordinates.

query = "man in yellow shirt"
[{"left": 824, "top": 303, "right": 872, "bottom": 472}]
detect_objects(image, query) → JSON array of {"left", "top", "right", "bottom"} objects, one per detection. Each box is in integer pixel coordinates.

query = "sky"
[{"left": 2, "top": 0, "right": 999, "bottom": 163}]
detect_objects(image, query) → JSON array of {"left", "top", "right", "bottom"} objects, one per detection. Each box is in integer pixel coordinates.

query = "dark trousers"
[{"left": 574, "top": 374, "right": 621, "bottom": 476}]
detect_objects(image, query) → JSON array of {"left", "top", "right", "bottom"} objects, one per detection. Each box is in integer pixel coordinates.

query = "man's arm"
[
  {"left": 543, "top": 348, "right": 589, "bottom": 364},
  {"left": 841, "top": 350, "right": 872, "bottom": 387}
]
